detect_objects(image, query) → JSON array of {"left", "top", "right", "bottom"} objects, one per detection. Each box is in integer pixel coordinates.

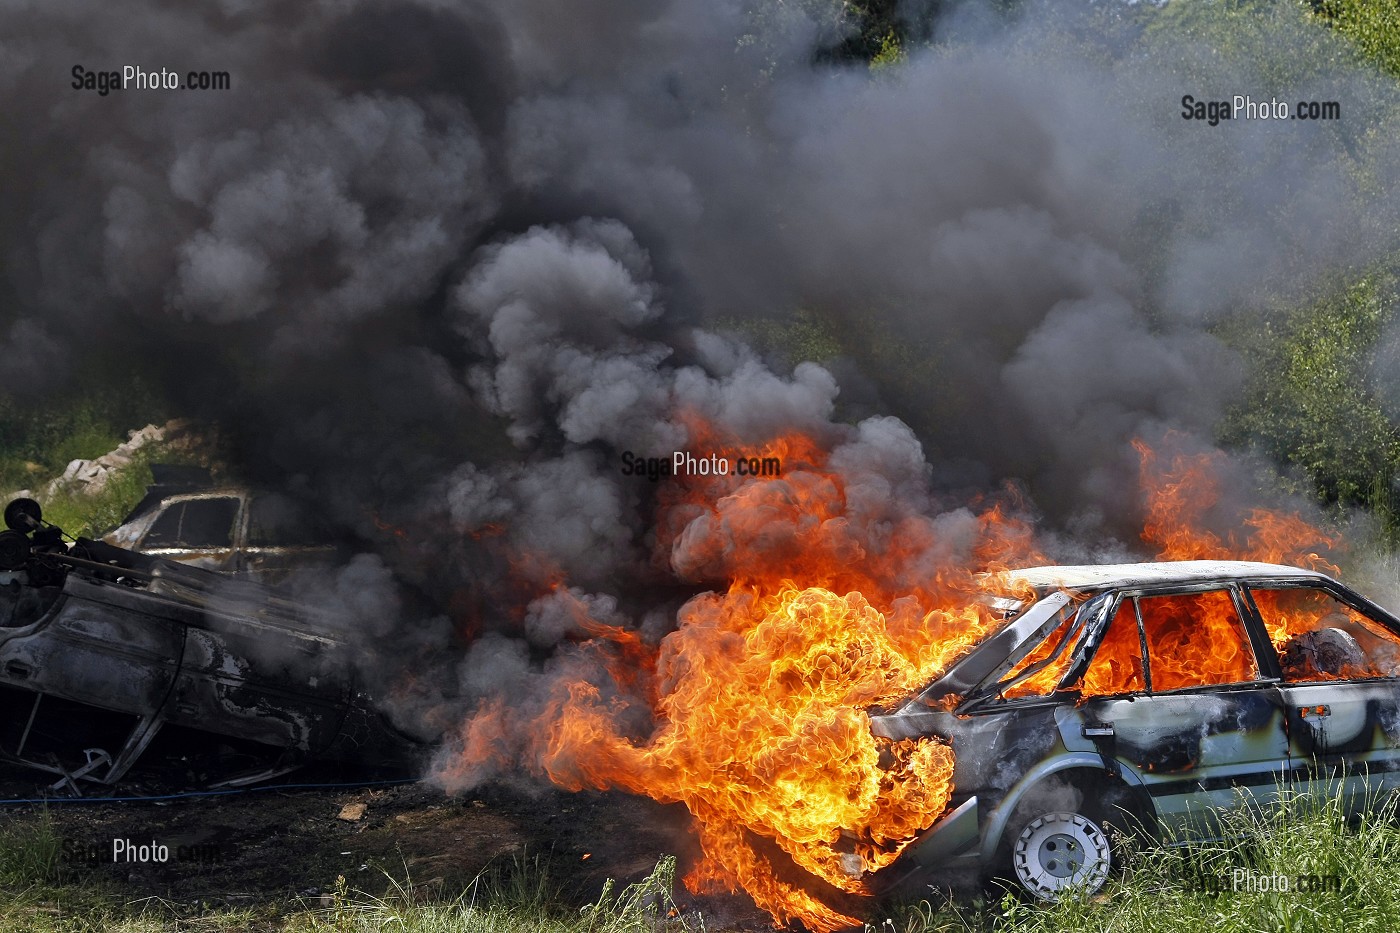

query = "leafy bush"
[
  {"left": 1317, "top": 0, "right": 1400, "bottom": 78},
  {"left": 0, "top": 368, "right": 167, "bottom": 495},
  {"left": 1219, "top": 271, "right": 1400, "bottom": 535},
  {"left": 38, "top": 456, "right": 156, "bottom": 539}
]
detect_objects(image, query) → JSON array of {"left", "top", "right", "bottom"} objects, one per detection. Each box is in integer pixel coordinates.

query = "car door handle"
[
  {"left": 1299, "top": 705, "right": 1330, "bottom": 719},
  {"left": 1083, "top": 722, "right": 1115, "bottom": 738},
  {"left": 4, "top": 660, "right": 32, "bottom": 680}
]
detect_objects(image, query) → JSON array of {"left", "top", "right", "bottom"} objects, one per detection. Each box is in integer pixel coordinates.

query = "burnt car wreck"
[
  {"left": 101, "top": 465, "right": 345, "bottom": 581},
  {"left": 0, "top": 497, "right": 419, "bottom": 793},
  {"left": 869, "top": 561, "right": 1400, "bottom": 900}
]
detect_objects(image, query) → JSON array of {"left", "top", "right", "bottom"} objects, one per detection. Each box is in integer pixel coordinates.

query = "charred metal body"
[
  {"left": 868, "top": 561, "right": 1400, "bottom": 901},
  {"left": 0, "top": 498, "right": 419, "bottom": 791}
]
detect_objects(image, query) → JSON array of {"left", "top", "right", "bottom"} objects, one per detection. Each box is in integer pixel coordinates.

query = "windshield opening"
[{"left": 993, "top": 596, "right": 1086, "bottom": 699}]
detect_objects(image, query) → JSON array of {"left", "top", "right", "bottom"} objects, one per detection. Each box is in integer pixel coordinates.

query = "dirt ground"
[{"left": 0, "top": 761, "right": 776, "bottom": 930}]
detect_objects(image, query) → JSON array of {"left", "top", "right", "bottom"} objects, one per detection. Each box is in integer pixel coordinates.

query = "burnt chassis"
[
  {"left": 0, "top": 499, "right": 415, "bottom": 792},
  {"left": 868, "top": 561, "right": 1400, "bottom": 897}
]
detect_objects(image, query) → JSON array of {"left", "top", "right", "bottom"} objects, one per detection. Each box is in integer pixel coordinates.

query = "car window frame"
[
  {"left": 138, "top": 493, "right": 247, "bottom": 553},
  {"left": 920, "top": 590, "right": 1079, "bottom": 711},
  {"left": 141, "top": 500, "right": 187, "bottom": 548},
  {"left": 938, "top": 575, "right": 1392, "bottom": 713},
  {"left": 172, "top": 496, "right": 242, "bottom": 549},
  {"left": 245, "top": 494, "right": 335, "bottom": 549},
  {"left": 1060, "top": 582, "right": 1279, "bottom": 699},
  {"left": 1064, "top": 592, "right": 1151, "bottom": 696},
  {"left": 1241, "top": 580, "right": 1400, "bottom": 684},
  {"left": 978, "top": 593, "right": 1104, "bottom": 704}
]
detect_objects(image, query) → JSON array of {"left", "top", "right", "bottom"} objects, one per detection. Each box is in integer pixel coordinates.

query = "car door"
[
  {"left": 238, "top": 494, "right": 338, "bottom": 579},
  {"left": 1068, "top": 586, "right": 1290, "bottom": 838},
  {"left": 1245, "top": 583, "right": 1400, "bottom": 811},
  {"left": 160, "top": 585, "right": 354, "bottom": 757}
]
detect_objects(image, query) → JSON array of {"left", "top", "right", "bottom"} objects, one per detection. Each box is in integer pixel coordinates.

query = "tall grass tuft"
[
  {"left": 0, "top": 809, "right": 65, "bottom": 888},
  {"left": 884, "top": 784, "right": 1400, "bottom": 933},
  {"left": 290, "top": 853, "right": 699, "bottom": 933}
]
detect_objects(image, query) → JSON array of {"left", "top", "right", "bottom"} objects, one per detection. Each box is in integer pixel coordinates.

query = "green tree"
[
  {"left": 1220, "top": 272, "right": 1400, "bottom": 525},
  {"left": 1316, "top": 0, "right": 1400, "bottom": 78}
]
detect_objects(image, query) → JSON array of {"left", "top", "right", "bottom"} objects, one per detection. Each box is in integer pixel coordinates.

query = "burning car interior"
[{"left": 867, "top": 561, "right": 1400, "bottom": 901}]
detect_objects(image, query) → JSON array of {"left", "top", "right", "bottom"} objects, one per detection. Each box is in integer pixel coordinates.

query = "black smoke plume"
[{"left": 5, "top": 0, "right": 1399, "bottom": 757}]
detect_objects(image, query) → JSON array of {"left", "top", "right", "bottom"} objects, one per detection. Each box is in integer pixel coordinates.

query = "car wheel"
[{"left": 1007, "top": 808, "right": 1113, "bottom": 901}]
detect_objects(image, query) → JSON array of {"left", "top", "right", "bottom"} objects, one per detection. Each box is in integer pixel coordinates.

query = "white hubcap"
[{"left": 1012, "top": 811, "right": 1111, "bottom": 899}]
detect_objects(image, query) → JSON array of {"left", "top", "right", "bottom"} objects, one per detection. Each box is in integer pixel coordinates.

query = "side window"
[
  {"left": 1250, "top": 586, "right": 1400, "bottom": 681},
  {"left": 1079, "top": 599, "right": 1146, "bottom": 696},
  {"left": 247, "top": 495, "right": 331, "bottom": 547},
  {"left": 142, "top": 503, "right": 185, "bottom": 547},
  {"left": 142, "top": 498, "right": 239, "bottom": 549},
  {"left": 178, "top": 498, "right": 239, "bottom": 548},
  {"left": 1077, "top": 591, "right": 1259, "bottom": 696},
  {"left": 1139, "top": 590, "right": 1258, "bottom": 690}
]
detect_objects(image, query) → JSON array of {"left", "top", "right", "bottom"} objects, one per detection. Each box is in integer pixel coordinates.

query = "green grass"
[
  {"left": 880, "top": 786, "right": 1400, "bottom": 933},
  {"left": 0, "top": 810, "right": 65, "bottom": 888},
  {"left": 0, "top": 813, "right": 217, "bottom": 933},
  {"left": 0, "top": 818, "right": 698, "bottom": 933},
  {"left": 288, "top": 855, "right": 695, "bottom": 933},
  {"left": 6, "top": 790, "right": 1400, "bottom": 933},
  {"left": 0, "top": 373, "right": 166, "bottom": 496},
  {"left": 0, "top": 367, "right": 173, "bottom": 537}
]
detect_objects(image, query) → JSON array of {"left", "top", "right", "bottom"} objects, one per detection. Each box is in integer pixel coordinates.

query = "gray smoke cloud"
[{"left": 4, "top": 0, "right": 1398, "bottom": 777}]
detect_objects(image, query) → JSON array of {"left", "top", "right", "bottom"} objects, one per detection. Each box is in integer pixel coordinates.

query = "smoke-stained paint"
[{"left": 868, "top": 561, "right": 1400, "bottom": 900}]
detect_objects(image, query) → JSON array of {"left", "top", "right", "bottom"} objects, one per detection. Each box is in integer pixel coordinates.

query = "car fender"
[{"left": 978, "top": 751, "right": 1150, "bottom": 863}]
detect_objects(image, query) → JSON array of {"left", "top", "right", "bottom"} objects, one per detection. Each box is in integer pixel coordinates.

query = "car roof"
[
  {"left": 163, "top": 489, "right": 248, "bottom": 499},
  {"left": 1000, "top": 560, "right": 1331, "bottom": 592}
]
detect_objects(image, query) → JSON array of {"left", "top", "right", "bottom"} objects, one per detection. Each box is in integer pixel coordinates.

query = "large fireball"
[{"left": 448, "top": 429, "right": 1341, "bottom": 931}]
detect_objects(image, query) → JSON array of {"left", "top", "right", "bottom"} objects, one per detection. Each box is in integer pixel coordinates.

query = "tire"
[{"left": 1005, "top": 808, "right": 1113, "bottom": 901}]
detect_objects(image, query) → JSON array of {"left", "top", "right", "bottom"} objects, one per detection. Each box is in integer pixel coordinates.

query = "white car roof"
[{"left": 1000, "top": 560, "right": 1331, "bottom": 591}]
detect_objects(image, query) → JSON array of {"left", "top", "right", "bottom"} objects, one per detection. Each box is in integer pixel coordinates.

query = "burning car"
[
  {"left": 869, "top": 560, "right": 1400, "bottom": 901},
  {"left": 0, "top": 497, "right": 419, "bottom": 791}
]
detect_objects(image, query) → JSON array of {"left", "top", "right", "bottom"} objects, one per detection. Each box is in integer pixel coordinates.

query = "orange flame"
[
  {"left": 453, "top": 431, "right": 1344, "bottom": 929},
  {"left": 1068, "top": 441, "right": 1345, "bottom": 695},
  {"left": 1136, "top": 438, "right": 1340, "bottom": 572},
  {"left": 539, "top": 586, "right": 967, "bottom": 930},
  {"left": 508, "top": 419, "right": 1046, "bottom": 930}
]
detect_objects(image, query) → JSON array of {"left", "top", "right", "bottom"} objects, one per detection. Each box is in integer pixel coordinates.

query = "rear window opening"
[
  {"left": 1251, "top": 586, "right": 1400, "bottom": 681},
  {"left": 0, "top": 685, "right": 142, "bottom": 774}
]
